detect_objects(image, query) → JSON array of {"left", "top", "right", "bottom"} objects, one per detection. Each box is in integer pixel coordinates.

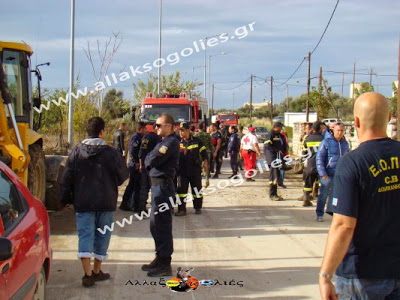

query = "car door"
[{"left": 0, "top": 169, "right": 40, "bottom": 299}]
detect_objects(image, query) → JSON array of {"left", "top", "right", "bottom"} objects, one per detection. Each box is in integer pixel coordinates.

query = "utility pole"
[
  {"left": 318, "top": 66, "right": 322, "bottom": 119},
  {"left": 67, "top": 0, "right": 75, "bottom": 150},
  {"left": 270, "top": 76, "right": 273, "bottom": 121},
  {"left": 397, "top": 37, "right": 400, "bottom": 141},
  {"left": 250, "top": 74, "right": 253, "bottom": 121},
  {"left": 369, "top": 68, "right": 373, "bottom": 86},
  {"left": 211, "top": 83, "right": 214, "bottom": 116},
  {"left": 306, "top": 52, "right": 311, "bottom": 122},
  {"left": 157, "top": 0, "right": 162, "bottom": 94},
  {"left": 286, "top": 84, "right": 289, "bottom": 111},
  {"left": 232, "top": 92, "right": 235, "bottom": 113},
  {"left": 341, "top": 72, "right": 344, "bottom": 97},
  {"left": 352, "top": 62, "right": 356, "bottom": 99}
]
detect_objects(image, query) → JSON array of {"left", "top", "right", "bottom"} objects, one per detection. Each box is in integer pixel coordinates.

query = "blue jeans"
[
  {"left": 336, "top": 276, "right": 400, "bottom": 299},
  {"left": 316, "top": 176, "right": 333, "bottom": 217},
  {"left": 76, "top": 211, "right": 114, "bottom": 261}
]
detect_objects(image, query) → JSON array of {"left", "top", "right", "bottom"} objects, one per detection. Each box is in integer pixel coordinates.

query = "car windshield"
[
  {"left": 255, "top": 127, "right": 268, "bottom": 132},
  {"left": 141, "top": 104, "right": 190, "bottom": 123},
  {"left": 220, "top": 115, "right": 236, "bottom": 121}
]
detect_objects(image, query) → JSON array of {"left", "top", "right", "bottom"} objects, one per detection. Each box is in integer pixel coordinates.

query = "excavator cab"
[{"left": 0, "top": 41, "right": 46, "bottom": 204}]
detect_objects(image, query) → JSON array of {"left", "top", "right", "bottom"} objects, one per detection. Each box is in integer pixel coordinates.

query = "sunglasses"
[{"left": 155, "top": 123, "right": 171, "bottom": 128}]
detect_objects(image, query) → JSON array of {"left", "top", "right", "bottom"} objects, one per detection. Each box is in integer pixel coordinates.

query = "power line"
[
  {"left": 275, "top": 57, "right": 307, "bottom": 86},
  {"left": 214, "top": 77, "right": 250, "bottom": 90},
  {"left": 325, "top": 70, "right": 397, "bottom": 77},
  {"left": 311, "top": 0, "right": 340, "bottom": 54}
]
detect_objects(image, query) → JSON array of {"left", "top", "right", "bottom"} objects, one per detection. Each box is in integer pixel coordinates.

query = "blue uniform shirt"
[
  {"left": 139, "top": 131, "right": 161, "bottom": 161},
  {"left": 332, "top": 138, "right": 400, "bottom": 279},
  {"left": 228, "top": 132, "right": 240, "bottom": 153},
  {"left": 128, "top": 132, "right": 143, "bottom": 168},
  {"left": 145, "top": 133, "right": 180, "bottom": 179}
]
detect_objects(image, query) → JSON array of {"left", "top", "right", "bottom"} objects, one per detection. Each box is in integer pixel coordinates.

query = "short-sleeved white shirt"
[{"left": 241, "top": 133, "right": 259, "bottom": 151}]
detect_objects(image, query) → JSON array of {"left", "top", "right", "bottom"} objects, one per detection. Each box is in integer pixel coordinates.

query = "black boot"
[
  {"left": 141, "top": 255, "right": 159, "bottom": 271},
  {"left": 147, "top": 256, "right": 172, "bottom": 277},
  {"left": 269, "top": 185, "right": 282, "bottom": 201},
  {"left": 302, "top": 191, "right": 313, "bottom": 207}
]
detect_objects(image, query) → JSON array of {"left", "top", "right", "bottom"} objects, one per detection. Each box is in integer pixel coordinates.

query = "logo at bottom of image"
[{"left": 166, "top": 267, "right": 201, "bottom": 293}]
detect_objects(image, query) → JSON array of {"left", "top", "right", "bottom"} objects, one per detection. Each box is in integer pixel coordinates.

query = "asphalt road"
[{"left": 47, "top": 159, "right": 332, "bottom": 300}]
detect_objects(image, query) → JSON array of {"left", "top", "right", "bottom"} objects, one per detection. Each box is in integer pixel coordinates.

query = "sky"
[{"left": 2, "top": 0, "right": 400, "bottom": 111}]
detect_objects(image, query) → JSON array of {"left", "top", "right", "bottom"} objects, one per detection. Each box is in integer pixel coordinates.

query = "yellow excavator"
[{"left": 0, "top": 41, "right": 64, "bottom": 210}]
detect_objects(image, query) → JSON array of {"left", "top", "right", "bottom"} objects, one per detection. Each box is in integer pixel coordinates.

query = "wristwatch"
[{"left": 319, "top": 272, "right": 333, "bottom": 279}]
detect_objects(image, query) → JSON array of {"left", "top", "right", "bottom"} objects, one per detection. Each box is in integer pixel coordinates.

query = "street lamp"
[
  {"left": 208, "top": 52, "right": 227, "bottom": 102},
  {"left": 203, "top": 33, "right": 227, "bottom": 102}
]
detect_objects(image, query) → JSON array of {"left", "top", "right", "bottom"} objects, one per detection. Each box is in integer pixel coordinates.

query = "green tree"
[{"left": 103, "top": 88, "right": 130, "bottom": 118}]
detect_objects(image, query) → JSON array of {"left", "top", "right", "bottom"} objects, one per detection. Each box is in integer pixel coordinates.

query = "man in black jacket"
[{"left": 61, "top": 117, "right": 129, "bottom": 287}]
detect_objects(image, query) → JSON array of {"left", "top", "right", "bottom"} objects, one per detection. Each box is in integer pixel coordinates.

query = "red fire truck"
[
  {"left": 139, "top": 93, "right": 209, "bottom": 130},
  {"left": 217, "top": 113, "right": 238, "bottom": 126}
]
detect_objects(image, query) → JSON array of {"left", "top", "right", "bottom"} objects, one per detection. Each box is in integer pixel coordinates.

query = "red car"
[{"left": 0, "top": 161, "right": 51, "bottom": 299}]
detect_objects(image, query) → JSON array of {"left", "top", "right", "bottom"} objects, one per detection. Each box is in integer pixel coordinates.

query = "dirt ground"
[{"left": 46, "top": 157, "right": 332, "bottom": 300}]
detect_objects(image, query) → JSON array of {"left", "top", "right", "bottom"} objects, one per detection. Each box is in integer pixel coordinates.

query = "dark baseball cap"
[
  {"left": 273, "top": 122, "right": 283, "bottom": 128},
  {"left": 179, "top": 122, "right": 190, "bottom": 130}
]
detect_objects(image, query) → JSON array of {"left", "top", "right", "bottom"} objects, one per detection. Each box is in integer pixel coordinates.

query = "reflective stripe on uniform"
[
  {"left": 187, "top": 144, "right": 199, "bottom": 150},
  {"left": 199, "top": 146, "right": 206, "bottom": 152},
  {"left": 193, "top": 195, "right": 203, "bottom": 199},
  {"left": 303, "top": 187, "right": 313, "bottom": 192},
  {"left": 273, "top": 138, "right": 281, "bottom": 141},
  {"left": 178, "top": 194, "right": 187, "bottom": 198},
  {"left": 305, "top": 141, "right": 321, "bottom": 148},
  {"left": 264, "top": 140, "right": 273, "bottom": 144}
]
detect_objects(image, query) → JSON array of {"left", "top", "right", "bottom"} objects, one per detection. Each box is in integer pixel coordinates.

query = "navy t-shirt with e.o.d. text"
[{"left": 331, "top": 138, "right": 400, "bottom": 279}]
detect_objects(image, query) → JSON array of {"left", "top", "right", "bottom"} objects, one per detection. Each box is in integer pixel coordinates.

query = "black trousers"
[
  {"left": 176, "top": 173, "right": 203, "bottom": 211},
  {"left": 121, "top": 166, "right": 141, "bottom": 210},
  {"left": 150, "top": 181, "right": 174, "bottom": 257},
  {"left": 210, "top": 150, "right": 222, "bottom": 173},
  {"left": 304, "top": 172, "right": 318, "bottom": 192},
  {"left": 269, "top": 166, "right": 280, "bottom": 196},
  {"left": 139, "top": 167, "right": 151, "bottom": 209}
]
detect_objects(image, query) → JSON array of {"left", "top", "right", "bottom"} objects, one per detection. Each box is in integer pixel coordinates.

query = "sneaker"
[
  {"left": 174, "top": 211, "right": 187, "bottom": 216},
  {"left": 195, "top": 209, "right": 202, "bottom": 215},
  {"left": 317, "top": 216, "right": 323, "bottom": 222},
  {"left": 119, "top": 205, "right": 132, "bottom": 211},
  {"left": 92, "top": 270, "right": 110, "bottom": 282},
  {"left": 228, "top": 173, "right": 237, "bottom": 179},
  {"left": 278, "top": 184, "right": 287, "bottom": 189},
  {"left": 147, "top": 257, "right": 172, "bottom": 277},
  {"left": 212, "top": 174, "right": 219, "bottom": 179},
  {"left": 246, "top": 178, "right": 255, "bottom": 182},
  {"left": 82, "top": 273, "right": 95, "bottom": 287}
]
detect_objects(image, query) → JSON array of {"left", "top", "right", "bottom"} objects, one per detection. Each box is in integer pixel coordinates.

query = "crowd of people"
[{"left": 60, "top": 92, "right": 400, "bottom": 299}]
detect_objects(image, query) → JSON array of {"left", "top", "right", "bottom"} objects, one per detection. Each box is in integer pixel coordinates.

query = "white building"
[{"left": 349, "top": 82, "right": 370, "bottom": 99}]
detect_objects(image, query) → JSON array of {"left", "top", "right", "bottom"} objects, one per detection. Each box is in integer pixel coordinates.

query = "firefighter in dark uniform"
[
  {"left": 264, "top": 122, "right": 285, "bottom": 201},
  {"left": 142, "top": 114, "right": 180, "bottom": 277},
  {"left": 210, "top": 123, "right": 222, "bottom": 178},
  {"left": 113, "top": 123, "right": 127, "bottom": 156},
  {"left": 302, "top": 122, "right": 324, "bottom": 207},
  {"left": 120, "top": 122, "right": 147, "bottom": 211},
  {"left": 175, "top": 122, "right": 208, "bottom": 216},
  {"left": 227, "top": 125, "right": 240, "bottom": 178},
  {"left": 138, "top": 124, "right": 161, "bottom": 213}
]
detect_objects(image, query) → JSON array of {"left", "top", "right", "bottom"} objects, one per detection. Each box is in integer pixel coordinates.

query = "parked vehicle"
[
  {"left": 139, "top": 93, "right": 208, "bottom": 131},
  {"left": 254, "top": 126, "right": 269, "bottom": 142},
  {"left": 322, "top": 118, "right": 340, "bottom": 125},
  {"left": 217, "top": 113, "right": 238, "bottom": 126},
  {"left": 0, "top": 161, "right": 51, "bottom": 300},
  {"left": 272, "top": 115, "right": 284, "bottom": 123}
]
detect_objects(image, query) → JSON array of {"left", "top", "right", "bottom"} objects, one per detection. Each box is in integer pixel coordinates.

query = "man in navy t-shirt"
[{"left": 319, "top": 92, "right": 400, "bottom": 299}]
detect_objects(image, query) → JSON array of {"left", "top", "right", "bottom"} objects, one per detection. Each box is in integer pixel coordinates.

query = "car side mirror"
[{"left": 0, "top": 238, "right": 13, "bottom": 261}]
